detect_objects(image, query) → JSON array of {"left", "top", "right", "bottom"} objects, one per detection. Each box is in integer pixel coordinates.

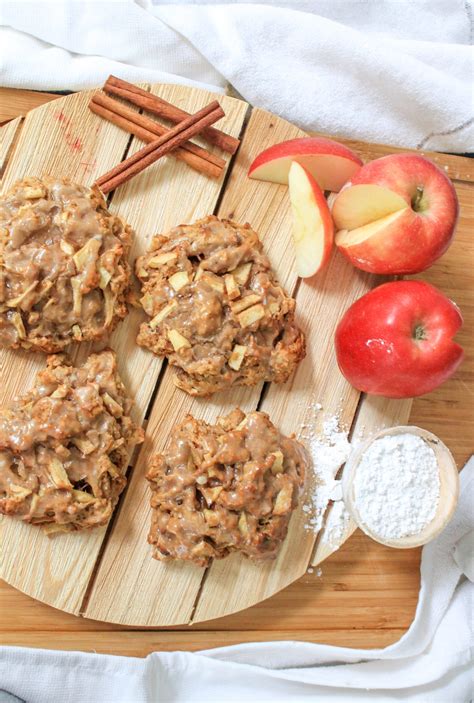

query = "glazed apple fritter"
[
  {"left": 0, "top": 350, "right": 144, "bottom": 532},
  {"left": 0, "top": 177, "right": 133, "bottom": 352},
  {"left": 147, "top": 408, "right": 308, "bottom": 567},
  {"left": 136, "top": 216, "right": 305, "bottom": 396}
]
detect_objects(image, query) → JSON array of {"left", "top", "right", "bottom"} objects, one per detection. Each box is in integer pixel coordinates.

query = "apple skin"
[
  {"left": 248, "top": 137, "right": 363, "bottom": 191},
  {"left": 288, "top": 162, "right": 334, "bottom": 277},
  {"left": 335, "top": 280, "right": 464, "bottom": 398},
  {"left": 333, "top": 153, "right": 459, "bottom": 275}
]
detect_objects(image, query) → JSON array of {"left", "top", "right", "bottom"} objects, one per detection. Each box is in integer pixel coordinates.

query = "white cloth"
[
  {"left": 1, "top": 458, "right": 472, "bottom": 702},
  {"left": 0, "top": 4, "right": 473, "bottom": 700},
  {"left": 0, "top": 1, "right": 473, "bottom": 151}
]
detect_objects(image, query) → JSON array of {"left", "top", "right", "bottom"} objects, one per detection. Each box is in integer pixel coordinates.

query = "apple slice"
[
  {"left": 331, "top": 184, "right": 407, "bottom": 231},
  {"left": 249, "top": 137, "right": 362, "bottom": 192},
  {"left": 336, "top": 209, "right": 410, "bottom": 247},
  {"left": 288, "top": 161, "right": 334, "bottom": 277}
]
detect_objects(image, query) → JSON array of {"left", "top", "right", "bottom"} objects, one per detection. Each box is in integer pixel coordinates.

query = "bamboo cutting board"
[{"left": 0, "top": 84, "right": 418, "bottom": 626}]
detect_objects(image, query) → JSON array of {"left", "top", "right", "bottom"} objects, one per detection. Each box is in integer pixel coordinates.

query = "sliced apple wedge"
[
  {"left": 289, "top": 161, "right": 334, "bottom": 277},
  {"left": 335, "top": 209, "right": 420, "bottom": 274},
  {"left": 249, "top": 137, "right": 362, "bottom": 192},
  {"left": 331, "top": 184, "right": 407, "bottom": 231},
  {"left": 336, "top": 209, "right": 410, "bottom": 247}
]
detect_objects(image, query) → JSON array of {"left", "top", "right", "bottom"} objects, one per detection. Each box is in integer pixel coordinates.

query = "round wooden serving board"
[{"left": 0, "top": 84, "right": 414, "bottom": 626}]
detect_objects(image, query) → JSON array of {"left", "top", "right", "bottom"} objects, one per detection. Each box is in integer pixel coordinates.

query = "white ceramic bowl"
[{"left": 342, "top": 425, "right": 459, "bottom": 548}]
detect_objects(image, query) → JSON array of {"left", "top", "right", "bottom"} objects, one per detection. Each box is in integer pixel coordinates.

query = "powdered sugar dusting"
[
  {"left": 321, "top": 499, "right": 352, "bottom": 546},
  {"left": 299, "top": 401, "right": 352, "bottom": 539}
]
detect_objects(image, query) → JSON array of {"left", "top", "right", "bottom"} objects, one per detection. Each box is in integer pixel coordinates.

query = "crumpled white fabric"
[
  {"left": 1, "top": 458, "right": 472, "bottom": 703},
  {"left": 0, "top": 0, "right": 473, "bottom": 151},
  {"left": 0, "top": 3, "right": 473, "bottom": 700}
]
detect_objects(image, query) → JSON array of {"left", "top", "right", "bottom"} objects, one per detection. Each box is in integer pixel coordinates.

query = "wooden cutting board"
[{"left": 0, "top": 83, "right": 459, "bottom": 626}]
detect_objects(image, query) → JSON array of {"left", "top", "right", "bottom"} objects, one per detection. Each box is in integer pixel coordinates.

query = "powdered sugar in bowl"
[{"left": 342, "top": 426, "right": 459, "bottom": 548}]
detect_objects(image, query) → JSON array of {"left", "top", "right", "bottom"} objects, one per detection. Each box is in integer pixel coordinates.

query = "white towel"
[
  {"left": 0, "top": 458, "right": 472, "bottom": 703},
  {"left": 0, "top": 4, "right": 473, "bottom": 700},
  {"left": 0, "top": 1, "right": 473, "bottom": 151}
]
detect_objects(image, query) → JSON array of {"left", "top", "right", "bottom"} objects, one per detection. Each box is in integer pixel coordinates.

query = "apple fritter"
[
  {"left": 0, "top": 350, "right": 144, "bottom": 532},
  {"left": 0, "top": 177, "right": 133, "bottom": 352},
  {"left": 136, "top": 216, "right": 305, "bottom": 396},
  {"left": 147, "top": 408, "right": 308, "bottom": 566}
]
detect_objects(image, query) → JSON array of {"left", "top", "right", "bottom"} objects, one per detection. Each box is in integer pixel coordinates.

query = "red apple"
[
  {"left": 332, "top": 153, "right": 459, "bottom": 274},
  {"left": 288, "top": 162, "right": 334, "bottom": 277},
  {"left": 248, "top": 137, "right": 363, "bottom": 191},
  {"left": 335, "top": 280, "right": 463, "bottom": 398}
]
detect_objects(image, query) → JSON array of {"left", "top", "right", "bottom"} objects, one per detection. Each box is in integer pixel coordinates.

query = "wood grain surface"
[
  {"left": 0, "top": 88, "right": 60, "bottom": 125},
  {"left": 0, "top": 88, "right": 472, "bottom": 654}
]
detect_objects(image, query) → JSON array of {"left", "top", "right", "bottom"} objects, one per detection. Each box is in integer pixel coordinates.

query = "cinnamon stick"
[
  {"left": 90, "top": 100, "right": 222, "bottom": 179},
  {"left": 95, "top": 101, "right": 225, "bottom": 194},
  {"left": 90, "top": 93, "right": 225, "bottom": 172},
  {"left": 104, "top": 75, "right": 240, "bottom": 155}
]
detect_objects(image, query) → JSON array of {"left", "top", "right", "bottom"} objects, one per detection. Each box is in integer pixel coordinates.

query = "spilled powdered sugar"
[
  {"left": 299, "top": 401, "right": 353, "bottom": 546},
  {"left": 299, "top": 402, "right": 441, "bottom": 548},
  {"left": 321, "top": 499, "right": 352, "bottom": 546}
]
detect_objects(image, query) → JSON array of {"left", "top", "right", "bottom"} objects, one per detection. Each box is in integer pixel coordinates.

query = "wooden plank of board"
[
  {"left": 103, "top": 84, "right": 248, "bottom": 423},
  {"left": 0, "top": 117, "right": 23, "bottom": 179},
  {"left": 105, "top": 85, "right": 248, "bottom": 420},
  {"left": 0, "top": 85, "right": 248, "bottom": 615}
]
